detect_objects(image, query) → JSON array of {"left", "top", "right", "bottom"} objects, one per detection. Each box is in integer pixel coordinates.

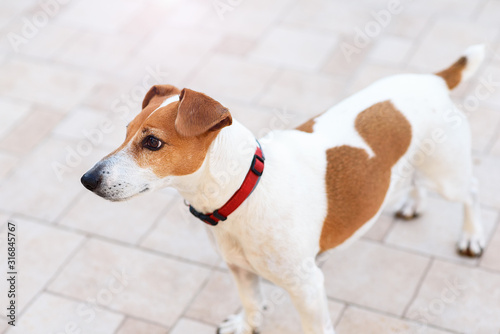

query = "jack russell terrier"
[{"left": 82, "top": 45, "right": 486, "bottom": 334}]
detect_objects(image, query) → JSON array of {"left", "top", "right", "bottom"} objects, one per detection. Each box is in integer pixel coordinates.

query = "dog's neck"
[{"left": 171, "top": 120, "right": 258, "bottom": 214}]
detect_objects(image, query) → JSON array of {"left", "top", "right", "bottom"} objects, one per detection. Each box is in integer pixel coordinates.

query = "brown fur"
[
  {"left": 435, "top": 56, "right": 467, "bottom": 90},
  {"left": 110, "top": 85, "right": 232, "bottom": 177},
  {"left": 176, "top": 88, "right": 232, "bottom": 137},
  {"left": 296, "top": 118, "right": 316, "bottom": 133},
  {"left": 319, "top": 101, "right": 412, "bottom": 251}
]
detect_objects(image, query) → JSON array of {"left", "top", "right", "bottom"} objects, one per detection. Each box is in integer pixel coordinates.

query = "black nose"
[{"left": 81, "top": 170, "right": 102, "bottom": 191}]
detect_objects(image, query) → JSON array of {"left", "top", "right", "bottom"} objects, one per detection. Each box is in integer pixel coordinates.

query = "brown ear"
[
  {"left": 175, "top": 88, "right": 232, "bottom": 137},
  {"left": 142, "top": 84, "right": 181, "bottom": 109}
]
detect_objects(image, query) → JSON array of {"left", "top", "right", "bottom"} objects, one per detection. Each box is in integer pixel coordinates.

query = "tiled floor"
[{"left": 0, "top": 0, "right": 499, "bottom": 333}]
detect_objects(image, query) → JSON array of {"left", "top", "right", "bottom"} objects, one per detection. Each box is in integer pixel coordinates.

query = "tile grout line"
[
  {"left": 181, "top": 315, "right": 219, "bottom": 328},
  {"left": 333, "top": 303, "right": 348, "bottom": 327},
  {"left": 326, "top": 293, "right": 461, "bottom": 334},
  {"left": 400, "top": 14, "right": 436, "bottom": 69},
  {"left": 14, "top": 236, "right": 88, "bottom": 321},
  {"left": 134, "top": 196, "right": 178, "bottom": 247},
  {"left": 362, "top": 237, "right": 480, "bottom": 268},
  {"left": 52, "top": 189, "right": 86, "bottom": 226},
  {"left": 477, "top": 211, "right": 500, "bottom": 269},
  {"left": 45, "top": 290, "right": 169, "bottom": 331},
  {"left": 112, "top": 316, "right": 128, "bottom": 334},
  {"left": 166, "top": 264, "right": 221, "bottom": 333},
  {"left": 401, "top": 257, "right": 434, "bottom": 317},
  {"left": 10, "top": 211, "right": 229, "bottom": 273}
]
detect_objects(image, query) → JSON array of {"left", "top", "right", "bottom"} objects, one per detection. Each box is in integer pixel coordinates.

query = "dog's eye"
[{"left": 143, "top": 136, "right": 163, "bottom": 151}]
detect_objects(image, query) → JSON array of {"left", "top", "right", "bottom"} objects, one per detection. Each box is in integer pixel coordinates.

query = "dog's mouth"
[{"left": 93, "top": 185, "right": 151, "bottom": 202}]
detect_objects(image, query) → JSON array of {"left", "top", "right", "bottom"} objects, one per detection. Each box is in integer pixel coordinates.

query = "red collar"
[{"left": 188, "top": 142, "right": 265, "bottom": 226}]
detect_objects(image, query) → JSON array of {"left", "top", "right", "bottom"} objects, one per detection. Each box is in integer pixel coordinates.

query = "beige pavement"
[{"left": 0, "top": 0, "right": 499, "bottom": 333}]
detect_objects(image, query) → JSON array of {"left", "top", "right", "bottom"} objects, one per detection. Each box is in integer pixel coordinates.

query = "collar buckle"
[
  {"left": 250, "top": 153, "right": 265, "bottom": 177},
  {"left": 189, "top": 206, "right": 218, "bottom": 226}
]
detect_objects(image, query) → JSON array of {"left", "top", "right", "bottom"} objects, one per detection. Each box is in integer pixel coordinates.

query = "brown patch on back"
[
  {"left": 319, "top": 101, "right": 412, "bottom": 251},
  {"left": 435, "top": 56, "right": 467, "bottom": 90},
  {"left": 296, "top": 112, "right": 326, "bottom": 133},
  {"left": 296, "top": 118, "right": 316, "bottom": 133},
  {"left": 109, "top": 85, "right": 232, "bottom": 178}
]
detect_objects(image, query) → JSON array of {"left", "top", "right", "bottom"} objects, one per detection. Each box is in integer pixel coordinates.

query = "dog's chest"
[{"left": 212, "top": 229, "right": 261, "bottom": 272}]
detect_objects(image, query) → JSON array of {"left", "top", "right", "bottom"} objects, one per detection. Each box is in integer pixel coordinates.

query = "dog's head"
[{"left": 81, "top": 85, "right": 232, "bottom": 201}]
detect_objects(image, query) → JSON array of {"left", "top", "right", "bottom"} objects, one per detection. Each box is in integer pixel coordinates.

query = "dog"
[{"left": 81, "top": 45, "right": 486, "bottom": 334}]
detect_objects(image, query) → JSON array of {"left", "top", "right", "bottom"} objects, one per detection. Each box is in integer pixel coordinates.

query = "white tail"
[{"left": 436, "top": 44, "right": 485, "bottom": 89}]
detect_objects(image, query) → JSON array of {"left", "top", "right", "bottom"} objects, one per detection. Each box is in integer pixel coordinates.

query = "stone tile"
[
  {"left": 19, "top": 23, "right": 78, "bottom": 59},
  {"left": 346, "top": 62, "right": 402, "bottom": 95},
  {"left": 322, "top": 35, "right": 374, "bottom": 80},
  {"left": 259, "top": 284, "right": 344, "bottom": 334},
  {"left": 283, "top": 1, "right": 373, "bottom": 35},
  {"left": 250, "top": 26, "right": 338, "bottom": 71},
  {"left": 0, "top": 318, "right": 8, "bottom": 332},
  {"left": 0, "top": 138, "right": 107, "bottom": 221},
  {"left": 153, "top": 0, "right": 208, "bottom": 30},
  {"left": 385, "top": 197, "right": 498, "bottom": 263},
  {"left": 0, "top": 216, "right": 85, "bottom": 312},
  {"left": 408, "top": 18, "right": 498, "bottom": 72},
  {"left": 188, "top": 54, "right": 276, "bottom": 103},
  {"left": 61, "top": 190, "right": 176, "bottom": 244},
  {"left": 368, "top": 36, "right": 413, "bottom": 65},
  {"left": 406, "top": 260, "right": 500, "bottom": 333},
  {"left": 81, "top": 78, "right": 135, "bottom": 112},
  {"left": 0, "top": 152, "right": 18, "bottom": 181},
  {"left": 125, "top": 28, "right": 222, "bottom": 85},
  {"left": 405, "top": 0, "right": 479, "bottom": 20},
  {"left": 5, "top": 293, "right": 123, "bottom": 334},
  {"left": 0, "top": 59, "right": 96, "bottom": 110},
  {"left": 0, "top": 107, "right": 64, "bottom": 154},
  {"left": 386, "top": 12, "right": 432, "bottom": 39},
  {"left": 0, "top": 1, "right": 36, "bottom": 31},
  {"left": 481, "top": 222, "right": 500, "bottom": 272},
  {"left": 336, "top": 306, "right": 452, "bottom": 334},
  {"left": 56, "top": 0, "right": 143, "bottom": 33},
  {"left": 140, "top": 197, "right": 221, "bottom": 265},
  {"left": 57, "top": 31, "right": 143, "bottom": 73},
  {"left": 52, "top": 106, "right": 108, "bottom": 140},
  {"left": 186, "top": 270, "right": 240, "bottom": 325},
  {"left": 258, "top": 70, "right": 344, "bottom": 114},
  {"left": 0, "top": 98, "right": 31, "bottom": 138},
  {"left": 475, "top": 63, "right": 500, "bottom": 108},
  {"left": 322, "top": 240, "right": 430, "bottom": 316},
  {"left": 476, "top": 0, "right": 500, "bottom": 27},
  {"left": 215, "top": 34, "right": 256, "bottom": 56},
  {"left": 491, "top": 135, "right": 500, "bottom": 157},
  {"left": 52, "top": 106, "right": 125, "bottom": 149},
  {"left": 468, "top": 107, "right": 500, "bottom": 153},
  {"left": 475, "top": 155, "right": 500, "bottom": 209},
  {"left": 48, "top": 239, "right": 211, "bottom": 327},
  {"left": 200, "top": 0, "right": 292, "bottom": 39},
  {"left": 116, "top": 318, "right": 168, "bottom": 334},
  {"left": 225, "top": 101, "right": 280, "bottom": 138},
  {"left": 169, "top": 318, "right": 215, "bottom": 334},
  {"left": 363, "top": 213, "right": 394, "bottom": 241}
]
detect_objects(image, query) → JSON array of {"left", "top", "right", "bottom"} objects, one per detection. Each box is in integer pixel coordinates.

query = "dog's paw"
[
  {"left": 216, "top": 313, "right": 259, "bottom": 334},
  {"left": 457, "top": 232, "right": 485, "bottom": 257},
  {"left": 395, "top": 197, "right": 421, "bottom": 220},
  {"left": 395, "top": 209, "right": 419, "bottom": 220}
]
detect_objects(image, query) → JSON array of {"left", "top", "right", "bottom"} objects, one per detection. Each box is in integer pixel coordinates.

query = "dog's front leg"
[
  {"left": 284, "top": 265, "right": 335, "bottom": 334},
  {"left": 217, "top": 264, "right": 265, "bottom": 334}
]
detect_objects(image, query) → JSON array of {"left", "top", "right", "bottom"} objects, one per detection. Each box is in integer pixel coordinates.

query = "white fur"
[
  {"left": 87, "top": 46, "right": 485, "bottom": 334},
  {"left": 147, "top": 94, "right": 180, "bottom": 119},
  {"left": 462, "top": 44, "right": 485, "bottom": 82}
]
